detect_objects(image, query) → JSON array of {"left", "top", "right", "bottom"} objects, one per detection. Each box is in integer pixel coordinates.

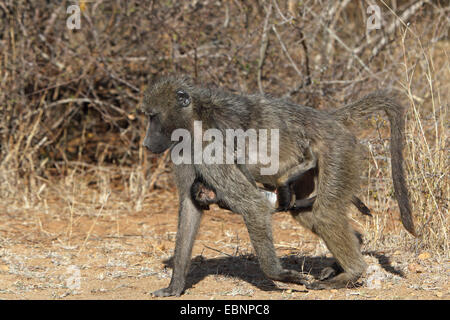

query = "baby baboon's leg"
[{"left": 277, "top": 150, "right": 317, "bottom": 210}]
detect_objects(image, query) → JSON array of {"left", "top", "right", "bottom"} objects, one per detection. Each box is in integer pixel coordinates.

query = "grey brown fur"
[{"left": 141, "top": 77, "right": 414, "bottom": 296}]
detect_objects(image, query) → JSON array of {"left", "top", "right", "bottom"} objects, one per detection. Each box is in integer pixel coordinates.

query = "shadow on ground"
[{"left": 161, "top": 251, "right": 404, "bottom": 292}]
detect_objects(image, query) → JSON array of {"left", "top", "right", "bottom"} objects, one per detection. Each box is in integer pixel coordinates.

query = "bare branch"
[{"left": 257, "top": 2, "right": 272, "bottom": 95}]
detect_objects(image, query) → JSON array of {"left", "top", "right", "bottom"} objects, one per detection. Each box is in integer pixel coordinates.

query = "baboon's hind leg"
[
  {"left": 291, "top": 142, "right": 367, "bottom": 289},
  {"left": 311, "top": 218, "right": 366, "bottom": 289},
  {"left": 290, "top": 209, "right": 366, "bottom": 288},
  {"left": 292, "top": 205, "right": 367, "bottom": 289},
  {"left": 318, "top": 230, "right": 364, "bottom": 281}
]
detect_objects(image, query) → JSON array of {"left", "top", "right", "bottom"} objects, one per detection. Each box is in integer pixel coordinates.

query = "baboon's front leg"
[{"left": 152, "top": 165, "right": 203, "bottom": 297}]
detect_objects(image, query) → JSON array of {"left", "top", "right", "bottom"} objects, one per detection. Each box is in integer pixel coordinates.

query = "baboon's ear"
[{"left": 176, "top": 89, "right": 191, "bottom": 108}]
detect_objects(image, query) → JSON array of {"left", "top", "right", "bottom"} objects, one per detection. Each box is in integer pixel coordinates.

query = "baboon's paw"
[
  {"left": 152, "top": 286, "right": 183, "bottom": 297},
  {"left": 306, "top": 278, "right": 357, "bottom": 290},
  {"left": 277, "top": 269, "right": 308, "bottom": 285},
  {"left": 305, "top": 280, "right": 338, "bottom": 290},
  {"left": 319, "top": 267, "right": 337, "bottom": 281}
]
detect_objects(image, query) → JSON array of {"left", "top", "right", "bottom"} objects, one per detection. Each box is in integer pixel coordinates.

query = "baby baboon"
[
  {"left": 191, "top": 173, "right": 371, "bottom": 216},
  {"left": 191, "top": 178, "right": 314, "bottom": 212},
  {"left": 191, "top": 178, "right": 229, "bottom": 211},
  {"left": 142, "top": 77, "right": 414, "bottom": 297}
]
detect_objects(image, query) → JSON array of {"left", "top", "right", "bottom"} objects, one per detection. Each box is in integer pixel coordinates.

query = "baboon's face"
[{"left": 141, "top": 80, "right": 192, "bottom": 154}]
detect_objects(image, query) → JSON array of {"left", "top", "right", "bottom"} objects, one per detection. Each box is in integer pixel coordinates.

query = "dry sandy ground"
[{"left": 0, "top": 190, "right": 448, "bottom": 300}]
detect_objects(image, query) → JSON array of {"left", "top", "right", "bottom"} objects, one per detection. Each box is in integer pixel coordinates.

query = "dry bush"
[{"left": 0, "top": 0, "right": 448, "bottom": 254}]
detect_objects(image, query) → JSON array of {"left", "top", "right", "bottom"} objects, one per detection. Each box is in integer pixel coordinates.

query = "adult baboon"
[{"left": 141, "top": 77, "right": 414, "bottom": 297}]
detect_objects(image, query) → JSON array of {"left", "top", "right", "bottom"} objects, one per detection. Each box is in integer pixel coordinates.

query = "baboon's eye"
[
  {"left": 176, "top": 89, "right": 191, "bottom": 108},
  {"left": 144, "top": 109, "right": 158, "bottom": 119},
  {"left": 148, "top": 112, "right": 158, "bottom": 119}
]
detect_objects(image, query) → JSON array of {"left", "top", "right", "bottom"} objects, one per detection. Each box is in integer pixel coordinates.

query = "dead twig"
[{"left": 257, "top": 2, "right": 272, "bottom": 95}]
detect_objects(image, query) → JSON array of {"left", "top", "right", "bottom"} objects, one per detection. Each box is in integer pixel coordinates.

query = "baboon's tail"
[{"left": 332, "top": 91, "right": 415, "bottom": 236}]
